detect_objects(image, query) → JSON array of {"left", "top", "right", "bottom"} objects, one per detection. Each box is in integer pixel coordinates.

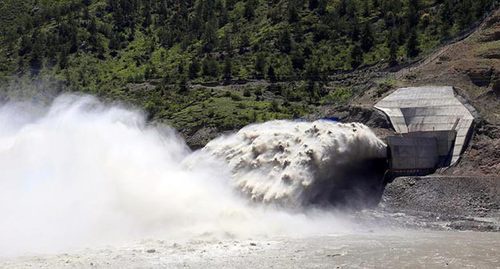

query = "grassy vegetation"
[{"left": 0, "top": 0, "right": 497, "bottom": 136}]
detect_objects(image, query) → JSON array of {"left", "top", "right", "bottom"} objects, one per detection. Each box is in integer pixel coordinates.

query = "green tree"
[
  {"left": 223, "top": 57, "right": 232, "bottom": 81},
  {"left": 278, "top": 30, "right": 292, "bottom": 53},
  {"left": 222, "top": 33, "right": 232, "bottom": 54},
  {"left": 267, "top": 65, "right": 277, "bottom": 82},
  {"left": 30, "top": 42, "right": 43, "bottom": 75},
  {"left": 407, "top": 0, "right": 420, "bottom": 28},
  {"left": 350, "top": 43, "right": 363, "bottom": 69},
  {"left": 439, "top": 1, "right": 453, "bottom": 40},
  {"left": 189, "top": 60, "right": 201, "bottom": 79},
  {"left": 288, "top": 2, "right": 299, "bottom": 23},
  {"left": 239, "top": 33, "right": 250, "bottom": 54},
  {"left": 406, "top": 29, "right": 420, "bottom": 58},
  {"left": 388, "top": 40, "right": 398, "bottom": 67},
  {"left": 255, "top": 53, "right": 266, "bottom": 79},
  {"left": 270, "top": 100, "right": 280, "bottom": 112},
  {"left": 388, "top": 29, "right": 399, "bottom": 67},
  {"left": 306, "top": 80, "right": 319, "bottom": 103},
  {"left": 29, "top": 30, "right": 45, "bottom": 75},
  {"left": 308, "top": 0, "right": 319, "bottom": 10},
  {"left": 202, "top": 56, "right": 219, "bottom": 78},
  {"left": 58, "top": 48, "right": 69, "bottom": 69},
  {"left": 202, "top": 19, "right": 218, "bottom": 53},
  {"left": 18, "top": 35, "right": 32, "bottom": 56},
  {"left": 244, "top": 0, "right": 257, "bottom": 20},
  {"left": 361, "top": 23, "right": 374, "bottom": 52},
  {"left": 178, "top": 77, "right": 188, "bottom": 93}
]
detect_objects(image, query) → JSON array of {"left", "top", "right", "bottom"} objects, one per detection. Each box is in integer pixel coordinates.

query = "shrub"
[
  {"left": 243, "top": 88, "right": 252, "bottom": 97},
  {"left": 230, "top": 93, "right": 242, "bottom": 101}
]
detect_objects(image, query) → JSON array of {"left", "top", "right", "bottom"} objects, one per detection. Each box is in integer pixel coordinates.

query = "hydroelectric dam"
[
  {"left": 375, "top": 86, "right": 476, "bottom": 180},
  {"left": 200, "top": 86, "right": 478, "bottom": 208}
]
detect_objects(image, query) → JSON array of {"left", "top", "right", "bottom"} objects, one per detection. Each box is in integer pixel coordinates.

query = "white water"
[
  {"left": 204, "top": 121, "right": 386, "bottom": 206},
  {"left": 0, "top": 95, "right": 386, "bottom": 257}
]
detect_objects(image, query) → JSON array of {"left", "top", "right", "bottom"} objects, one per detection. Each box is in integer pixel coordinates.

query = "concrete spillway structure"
[{"left": 375, "top": 86, "right": 475, "bottom": 165}]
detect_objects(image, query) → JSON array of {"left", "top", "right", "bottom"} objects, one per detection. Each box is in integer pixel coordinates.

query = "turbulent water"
[
  {"left": 204, "top": 121, "right": 386, "bottom": 207},
  {"left": 0, "top": 95, "right": 387, "bottom": 257}
]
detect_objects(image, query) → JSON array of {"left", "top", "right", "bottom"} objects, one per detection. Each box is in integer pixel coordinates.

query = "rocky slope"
[
  {"left": 380, "top": 176, "right": 500, "bottom": 232},
  {"left": 399, "top": 9, "right": 500, "bottom": 177},
  {"left": 335, "top": 8, "right": 500, "bottom": 177}
]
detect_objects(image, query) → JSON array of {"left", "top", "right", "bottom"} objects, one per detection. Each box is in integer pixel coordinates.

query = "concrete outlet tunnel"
[
  {"left": 375, "top": 86, "right": 476, "bottom": 179},
  {"left": 290, "top": 86, "right": 479, "bottom": 209}
]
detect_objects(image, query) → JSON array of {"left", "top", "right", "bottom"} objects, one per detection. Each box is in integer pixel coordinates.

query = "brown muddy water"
[{"left": 1, "top": 230, "right": 498, "bottom": 268}]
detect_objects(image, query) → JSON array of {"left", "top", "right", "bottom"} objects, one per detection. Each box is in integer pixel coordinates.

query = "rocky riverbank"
[{"left": 379, "top": 176, "right": 500, "bottom": 232}]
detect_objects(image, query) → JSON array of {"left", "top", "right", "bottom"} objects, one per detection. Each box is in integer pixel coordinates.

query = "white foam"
[
  {"left": 203, "top": 120, "right": 387, "bottom": 207},
  {"left": 0, "top": 95, "right": 385, "bottom": 256}
]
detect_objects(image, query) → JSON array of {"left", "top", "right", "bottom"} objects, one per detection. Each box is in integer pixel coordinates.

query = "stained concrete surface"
[{"left": 375, "top": 86, "right": 475, "bottom": 164}]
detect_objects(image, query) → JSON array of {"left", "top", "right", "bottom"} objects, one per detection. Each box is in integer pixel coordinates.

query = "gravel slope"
[{"left": 380, "top": 176, "right": 500, "bottom": 232}]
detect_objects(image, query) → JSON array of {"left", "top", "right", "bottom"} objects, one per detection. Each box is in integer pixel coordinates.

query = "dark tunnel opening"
[{"left": 307, "top": 158, "right": 389, "bottom": 209}]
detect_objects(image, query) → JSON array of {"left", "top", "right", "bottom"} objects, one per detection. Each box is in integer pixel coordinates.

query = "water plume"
[
  {"left": 204, "top": 120, "right": 387, "bottom": 207},
  {"left": 0, "top": 94, "right": 386, "bottom": 257}
]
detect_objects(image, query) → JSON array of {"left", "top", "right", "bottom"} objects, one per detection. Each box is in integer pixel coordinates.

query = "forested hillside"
[{"left": 0, "top": 0, "right": 497, "bottom": 138}]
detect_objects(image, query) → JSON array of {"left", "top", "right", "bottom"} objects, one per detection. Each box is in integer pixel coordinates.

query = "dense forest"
[{"left": 0, "top": 0, "right": 497, "bottom": 136}]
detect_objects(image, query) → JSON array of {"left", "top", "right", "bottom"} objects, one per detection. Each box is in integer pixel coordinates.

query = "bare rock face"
[
  {"left": 479, "top": 26, "right": 500, "bottom": 42},
  {"left": 446, "top": 121, "right": 500, "bottom": 176},
  {"left": 185, "top": 127, "right": 220, "bottom": 150},
  {"left": 465, "top": 67, "right": 494, "bottom": 87},
  {"left": 493, "top": 79, "right": 500, "bottom": 96},
  {"left": 381, "top": 176, "right": 500, "bottom": 231},
  {"left": 335, "top": 106, "right": 392, "bottom": 129},
  {"left": 311, "top": 105, "right": 392, "bottom": 130},
  {"left": 478, "top": 50, "right": 500, "bottom": 59}
]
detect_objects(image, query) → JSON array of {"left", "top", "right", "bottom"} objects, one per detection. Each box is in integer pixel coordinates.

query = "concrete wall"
[
  {"left": 404, "top": 131, "right": 456, "bottom": 166},
  {"left": 375, "top": 86, "right": 475, "bottom": 164},
  {"left": 387, "top": 136, "right": 439, "bottom": 170}
]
